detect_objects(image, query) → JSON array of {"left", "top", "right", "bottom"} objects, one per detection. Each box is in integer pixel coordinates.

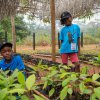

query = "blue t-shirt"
[
  {"left": 59, "top": 24, "right": 81, "bottom": 54},
  {"left": 0, "top": 55, "right": 25, "bottom": 71}
]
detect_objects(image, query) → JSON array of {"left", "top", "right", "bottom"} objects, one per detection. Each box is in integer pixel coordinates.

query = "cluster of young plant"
[
  {"left": 0, "top": 62, "right": 100, "bottom": 100},
  {"left": 0, "top": 69, "right": 45, "bottom": 100},
  {"left": 33, "top": 62, "right": 100, "bottom": 100}
]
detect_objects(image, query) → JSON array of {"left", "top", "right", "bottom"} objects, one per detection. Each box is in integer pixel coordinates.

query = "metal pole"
[
  {"left": 50, "top": 0, "right": 56, "bottom": 62},
  {"left": 33, "top": 32, "right": 35, "bottom": 50},
  {"left": 11, "top": 16, "right": 16, "bottom": 53}
]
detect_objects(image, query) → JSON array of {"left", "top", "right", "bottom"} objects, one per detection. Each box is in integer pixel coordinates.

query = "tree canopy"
[{"left": 0, "top": 0, "right": 100, "bottom": 20}]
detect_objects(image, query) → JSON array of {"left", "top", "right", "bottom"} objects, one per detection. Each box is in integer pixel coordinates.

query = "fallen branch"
[{"left": 33, "top": 89, "right": 50, "bottom": 100}]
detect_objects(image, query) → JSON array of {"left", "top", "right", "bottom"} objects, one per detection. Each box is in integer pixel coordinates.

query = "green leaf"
[
  {"left": 81, "top": 66, "right": 88, "bottom": 74},
  {"left": 90, "top": 94, "right": 97, "bottom": 100},
  {"left": 92, "top": 74, "right": 100, "bottom": 81},
  {"left": 79, "top": 82, "right": 85, "bottom": 93},
  {"left": 80, "top": 74, "right": 88, "bottom": 78},
  {"left": 8, "top": 89, "right": 26, "bottom": 94},
  {"left": 9, "top": 96, "right": 16, "bottom": 100},
  {"left": 62, "top": 65, "right": 70, "bottom": 70},
  {"left": 84, "top": 78, "right": 92, "bottom": 83},
  {"left": 83, "top": 89, "right": 92, "bottom": 94},
  {"left": 67, "top": 88, "right": 73, "bottom": 95},
  {"left": 18, "top": 72, "right": 25, "bottom": 85},
  {"left": 26, "top": 74, "right": 35, "bottom": 90},
  {"left": 11, "top": 69, "right": 19, "bottom": 78},
  {"left": 70, "top": 74, "right": 78, "bottom": 81},
  {"left": 60, "top": 73, "right": 68, "bottom": 79},
  {"left": 0, "top": 74, "right": 5, "bottom": 80},
  {"left": 48, "top": 71, "right": 58, "bottom": 78},
  {"left": 62, "top": 78, "right": 70, "bottom": 87},
  {"left": 49, "top": 88, "right": 55, "bottom": 97},
  {"left": 60, "top": 69, "right": 66, "bottom": 73},
  {"left": 0, "top": 88, "right": 8, "bottom": 100},
  {"left": 43, "top": 81, "right": 48, "bottom": 89},
  {"left": 60, "top": 86, "right": 68, "bottom": 100},
  {"left": 21, "top": 95, "right": 29, "bottom": 100},
  {"left": 94, "top": 87, "right": 100, "bottom": 99},
  {"left": 33, "top": 94, "right": 44, "bottom": 100}
]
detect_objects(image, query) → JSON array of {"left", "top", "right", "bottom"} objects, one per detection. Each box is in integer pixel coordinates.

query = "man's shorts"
[{"left": 61, "top": 53, "right": 79, "bottom": 64}]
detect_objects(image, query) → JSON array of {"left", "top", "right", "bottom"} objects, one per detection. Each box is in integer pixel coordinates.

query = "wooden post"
[
  {"left": 58, "top": 32, "right": 60, "bottom": 49},
  {"left": 33, "top": 32, "right": 35, "bottom": 50},
  {"left": 81, "top": 32, "right": 83, "bottom": 47},
  {"left": 11, "top": 16, "right": 16, "bottom": 53},
  {"left": 50, "top": 0, "right": 56, "bottom": 62}
]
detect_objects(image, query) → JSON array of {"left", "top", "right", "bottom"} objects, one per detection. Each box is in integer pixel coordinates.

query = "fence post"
[
  {"left": 81, "top": 32, "right": 83, "bottom": 47},
  {"left": 58, "top": 32, "right": 60, "bottom": 49},
  {"left": 33, "top": 32, "right": 35, "bottom": 50}
]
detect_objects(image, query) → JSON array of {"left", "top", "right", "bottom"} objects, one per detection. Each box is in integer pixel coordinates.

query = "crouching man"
[{"left": 0, "top": 42, "right": 25, "bottom": 76}]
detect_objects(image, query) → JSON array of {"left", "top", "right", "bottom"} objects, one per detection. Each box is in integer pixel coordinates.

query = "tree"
[{"left": 0, "top": 15, "right": 30, "bottom": 42}]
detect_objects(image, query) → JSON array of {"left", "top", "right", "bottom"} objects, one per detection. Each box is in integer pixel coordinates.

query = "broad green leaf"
[
  {"left": 92, "top": 74, "right": 100, "bottom": 81},
  {"left": 60, "top": 73, "right": 67, "bottom": 79},
  {"left": 60, "top": 86, "right": 68, "bottom": 100},
  {"left": 11, "top": 69, "right": 19, "bottom": 78},
  {"left": 38, "top": 60, "right": 42, "bottom": 67},
  {"left": 60, "top": 69, "right": 66, "bottom": 73},
  {"left": 62, "top": 65, "right": 70, "bottom": 70},
  {"left": 83, "top": 89, "right": 92, "bottom": 94},
  {"left": 48, "top": 71, "right": 58, "bottom": 78},
  {"left": 94, "top": 87, "right": 100, "bottom": 99},
  {"left": 18, "top": 72, "right": 25, "bottom": 85},
  {"left": 81, "top": 66, "right": 88, "bottom": 74},
  {"left": 62, "top": 78, "right": 70, "bottom": 87},
  {"left": 26, "top": 74, "right": 35, "bottom": 90},
  {"left": 9, "top": 83, "right": 22, "bottom": 88},
  {"left": 0, "top": 88, "right": 8, "bottom": 100},
  {"left": 90, "top": 94, "right": 97, "bottom": 100},
  {"left": 0, "top": 79, "right": 5, "bottom": 85},
  {"left": 8, "top": 89, "right": 26, "bottom": 94},
  {"left": 49, "top": 88, "right": 55, "bottom": 97},
  {"left": 33, "top": 94, "right": 44, "bottom": 100},
  {"left": 0, "top": 74, "right": 5, "bottom": 80},
  {"left": 21, "top": 95, "right": 29, "bottom": 100},
  {"left": 67, "top": 88, "right": 73, "bottom": 95},
  {"left": 43, "top": 81, "right": 48, "bottom": 89},
  {"left": 80, "top": 74, "right": 88, "bottom": 78},
  {"left": 79, "top": 82, "right": 85, "bottom": 93},
  {"left": 84, "top": 78, "right": 92, "bottom": 83},
  {"left": 9, "top": 96, "right": 16, "bottom": 100},
  {"left": 70, "top": 74, "right": 78, "bottom": 81}
]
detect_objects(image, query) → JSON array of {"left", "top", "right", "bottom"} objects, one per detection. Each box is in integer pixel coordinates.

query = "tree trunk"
[{"left": 11, "top": 16, "right": 16, "bottom": 53}]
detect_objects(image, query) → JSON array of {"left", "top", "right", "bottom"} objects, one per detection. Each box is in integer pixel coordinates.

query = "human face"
[
  {"left": 1, "top": 47, "right": 13, "bottom": 61},
  {"left": 65, "top": 17, "right": 72, "bottom": 26}
]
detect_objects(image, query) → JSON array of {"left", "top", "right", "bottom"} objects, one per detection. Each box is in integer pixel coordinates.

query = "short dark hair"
[
  {"left": 0, "top": 43, "right": 12, "bottom": 52},
  {"left": 60, "top": 11, "right": 72, "bottom": 25}
]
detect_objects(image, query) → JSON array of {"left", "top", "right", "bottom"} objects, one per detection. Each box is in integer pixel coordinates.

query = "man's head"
[
  {"left": 60, "top": 11, "right": 72, "bottom": 26},
  {"left": 0, "top": 43, "right": 13, "bottom": 60}
]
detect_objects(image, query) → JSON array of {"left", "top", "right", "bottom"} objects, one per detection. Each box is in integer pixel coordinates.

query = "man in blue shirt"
[
  {"left": 59, "top": 11, "right": 81, "bottom": 72},
  {"left": 0, "top": 42, "right": 25, "bottom": 75}
]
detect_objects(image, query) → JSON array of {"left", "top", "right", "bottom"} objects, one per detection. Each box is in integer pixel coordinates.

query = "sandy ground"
[{"left": 16, "top": 44, "right": 100, "bottom": 55}]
